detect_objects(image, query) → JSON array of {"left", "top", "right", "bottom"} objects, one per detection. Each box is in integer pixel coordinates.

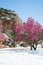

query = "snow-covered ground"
[{"left": 0, "top": 48, "right": 43, "bottom": 65}]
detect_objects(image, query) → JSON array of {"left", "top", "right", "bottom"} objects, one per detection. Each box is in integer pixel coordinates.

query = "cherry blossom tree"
[{"left": 15, "top": 17, "right": 42, "bottom": 50}]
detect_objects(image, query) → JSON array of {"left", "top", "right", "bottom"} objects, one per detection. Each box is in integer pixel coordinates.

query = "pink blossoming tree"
[{"left": 15, "top": 17, "right": 42, "bottom": 50}]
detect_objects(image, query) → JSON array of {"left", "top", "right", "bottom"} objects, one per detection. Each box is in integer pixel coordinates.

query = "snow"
[{"left": 0, "top": 48, "right": 43, "bottom": 65}]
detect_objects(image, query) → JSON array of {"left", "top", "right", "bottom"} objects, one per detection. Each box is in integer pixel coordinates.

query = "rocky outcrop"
[{"left": 0, "top": 8, "right": 22, "bottom": 40}]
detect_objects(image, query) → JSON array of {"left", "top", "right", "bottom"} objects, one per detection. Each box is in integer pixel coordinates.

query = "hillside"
[{"left": 0, "top": 8, "right": 22, "bottom": 40}]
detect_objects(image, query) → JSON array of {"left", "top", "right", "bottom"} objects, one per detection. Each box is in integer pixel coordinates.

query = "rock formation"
[{"left": 0, "top": 8, "right": 22, "bottom": 40}]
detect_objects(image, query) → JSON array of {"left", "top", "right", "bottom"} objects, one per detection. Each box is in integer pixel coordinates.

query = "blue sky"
[{"left": 0, "top": 0, "right": 43, "bottom": 25}]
